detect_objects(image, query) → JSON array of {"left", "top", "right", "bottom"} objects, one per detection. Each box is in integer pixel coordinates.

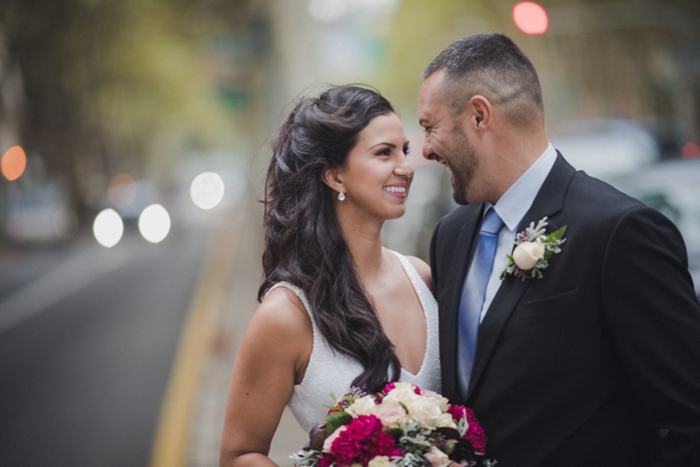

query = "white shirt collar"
[{"left": 488, "top": 143, "right": 557, "bottom": 232}]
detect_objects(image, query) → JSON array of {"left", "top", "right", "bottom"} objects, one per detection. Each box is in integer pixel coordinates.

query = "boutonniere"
[{"left": 501, "top": 217, "right": 567, "bottom": 281}]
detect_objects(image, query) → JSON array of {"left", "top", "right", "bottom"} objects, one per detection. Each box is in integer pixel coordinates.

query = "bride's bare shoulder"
[
  {"left": 405, "top": 256, "right": 433, "bottom": 294},
  {"left": 255, "top": 285, "right": 311, "bottom": 333},
  {"left": 239, "top": 285, "right": 313, "bottom": 383}
]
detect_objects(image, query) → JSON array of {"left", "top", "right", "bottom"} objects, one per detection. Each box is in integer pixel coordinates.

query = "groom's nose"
[{"left": 422, "top": 138, "right": 437, "bottom": 161}]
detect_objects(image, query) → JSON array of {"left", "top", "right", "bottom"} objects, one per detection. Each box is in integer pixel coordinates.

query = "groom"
[{"left": 420, "top": 33, "right": 700, "bottom": 467}]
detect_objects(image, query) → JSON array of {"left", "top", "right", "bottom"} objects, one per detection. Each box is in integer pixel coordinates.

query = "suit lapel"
[
  {"left": 466, "top": 154, "right": 576, "bottom": 398},
  {"left": 441, "top": 204, "right": 482, "bottom": 401}
]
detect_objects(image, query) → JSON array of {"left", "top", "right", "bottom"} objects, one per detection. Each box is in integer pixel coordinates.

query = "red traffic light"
[{"left": 513, "top": 2, "right": 549, "bottom": 35}]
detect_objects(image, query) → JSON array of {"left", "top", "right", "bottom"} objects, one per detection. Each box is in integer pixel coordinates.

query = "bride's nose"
[{"left": 394, "top": 158, "right": 414, "bottom": 178}]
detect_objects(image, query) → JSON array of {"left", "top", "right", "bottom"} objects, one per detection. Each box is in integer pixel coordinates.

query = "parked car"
[
  {"left": 606, "top": 158, "right": 700, "bottom": 297},
  {"left": 548, "top": 118, "right": 660, "bottom": 179},
  {"left": 3, "top": 180, "right": 76, "bottom": 244}
]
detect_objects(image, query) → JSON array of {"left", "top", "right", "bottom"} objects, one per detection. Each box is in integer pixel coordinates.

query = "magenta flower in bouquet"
[{"left": 291, "top": 382, "right": 496, "bottom": 467}]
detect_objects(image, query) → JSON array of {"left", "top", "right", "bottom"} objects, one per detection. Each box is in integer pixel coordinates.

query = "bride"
[{"left": 219, "top": 85, "right": 441, "bottom": 466}]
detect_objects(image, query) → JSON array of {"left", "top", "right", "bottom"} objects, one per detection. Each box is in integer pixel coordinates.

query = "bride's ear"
[{"left": 321, "top": 167, "right": 343, "bottom": 194}]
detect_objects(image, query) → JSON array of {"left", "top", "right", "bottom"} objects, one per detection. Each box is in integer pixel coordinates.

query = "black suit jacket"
[{"left": 430, "top": 155, "right": 700, "bottom": 467}]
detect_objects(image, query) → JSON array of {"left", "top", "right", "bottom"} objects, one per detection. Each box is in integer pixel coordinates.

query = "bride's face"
[{"left": 336, "top": 112, "right": 414, "bottom": 221}]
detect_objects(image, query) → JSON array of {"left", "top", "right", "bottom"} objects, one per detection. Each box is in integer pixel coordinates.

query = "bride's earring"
[{"left": 338, "top": 187, "right": 345, "bottom": 201}]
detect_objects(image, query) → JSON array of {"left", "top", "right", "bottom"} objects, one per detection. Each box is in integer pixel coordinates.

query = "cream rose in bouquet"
[{"left": 291, "top": 382, "right": 496, "bottom": 467}]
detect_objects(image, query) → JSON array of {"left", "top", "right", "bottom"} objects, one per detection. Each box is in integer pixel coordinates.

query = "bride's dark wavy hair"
[{"left": 259, "top": 85, "right": 401, "bottom": 393}]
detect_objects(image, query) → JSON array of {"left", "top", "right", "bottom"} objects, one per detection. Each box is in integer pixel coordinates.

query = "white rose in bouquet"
[
  {"left": 383, "top": 382, "right": 421, "bottom": 407},
  {"left": 373, "top": 401, "right": 411, "bottom": 428},
  {"left": 345, "top": 395, "right": 377, "bottom": 417},
  {"left": 367, "top": 455, "right": 397, "bottom": 467},
  {"left": 420, "top": 389, "right": 450, "bottom": 412},
  {"left": 435, "top": 412, "right": 457, "bottom": 429},
  {"left": 409, "top": 396, "right": 444, "bottom": 428}
]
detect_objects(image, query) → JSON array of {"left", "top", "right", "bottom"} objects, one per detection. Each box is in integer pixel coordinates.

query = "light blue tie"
[{"left": 457, "top": 208, "right": 503, "bottom": 397}]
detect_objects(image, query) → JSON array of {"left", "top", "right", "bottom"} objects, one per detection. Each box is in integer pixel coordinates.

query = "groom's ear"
[
  {"left": 464, "top": 95, "right": 492, "bottom": 130},
  {"left": 321, "top": 166, "right": 342, "bottom": 191}
]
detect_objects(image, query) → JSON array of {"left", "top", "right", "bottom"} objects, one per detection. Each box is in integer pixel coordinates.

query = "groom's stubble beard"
[{"left": 447, "top": 122, "right": 479, "bottom": 206}]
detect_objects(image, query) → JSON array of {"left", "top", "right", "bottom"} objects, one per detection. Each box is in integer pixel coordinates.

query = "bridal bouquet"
[{"left": 291, "top": 382, "right": 496, "bottom": 467}]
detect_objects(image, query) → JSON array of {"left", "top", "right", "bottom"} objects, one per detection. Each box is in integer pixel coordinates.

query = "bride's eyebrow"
[{"left": 369, "top": 142, "right": 395, "bottom": 150}]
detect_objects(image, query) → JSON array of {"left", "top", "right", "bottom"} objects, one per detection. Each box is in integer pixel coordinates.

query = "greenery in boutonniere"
[{"left": 501, "top": 217, "right": 567, "bottom": 281}]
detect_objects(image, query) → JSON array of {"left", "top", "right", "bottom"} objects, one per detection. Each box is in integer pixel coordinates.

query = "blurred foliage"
[
  {"left": 2, "top": 0, "right": 699, "bottom": 222},
  {"left": 380, "top": 0, "right": 700, "bottom": 147},
  {"left": 0, "top": 0, "right": 254, "bottom": 215}
]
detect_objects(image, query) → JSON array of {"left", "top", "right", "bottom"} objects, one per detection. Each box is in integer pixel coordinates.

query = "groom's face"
[
  {"left": 443, "top": 122, "right": 479, "bottom": 205},
  {"left": 419, "top": 71, "right": 481, "bottom": 205}
]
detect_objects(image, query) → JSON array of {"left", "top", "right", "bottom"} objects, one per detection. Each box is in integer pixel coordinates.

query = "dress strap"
[
  {"left": 266, "top": 282, "right": 316, "bottom": 327},
  {"left": 390, "top": 251, "right": 432, "bottom": 302}
]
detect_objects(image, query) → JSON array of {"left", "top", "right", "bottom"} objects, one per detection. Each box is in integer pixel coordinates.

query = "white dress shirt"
[{"left": 478, "top": 143, "right": 558, "bottom": 322}]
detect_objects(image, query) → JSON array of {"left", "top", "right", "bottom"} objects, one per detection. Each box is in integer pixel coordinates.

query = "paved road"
[
  {"left": 0, "top": 220, "right": 210, "bottom": 466},
  {"left": 0, "top": 196, "right": 308, "bottom": 467}
]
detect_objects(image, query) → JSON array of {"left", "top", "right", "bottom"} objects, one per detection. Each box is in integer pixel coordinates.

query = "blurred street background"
[{"left": 1, "top": 0, "right": 699, "bottom": 466}]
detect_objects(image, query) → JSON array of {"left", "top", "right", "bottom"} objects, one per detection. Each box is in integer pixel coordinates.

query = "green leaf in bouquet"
[
  {"left": 324, "top": 411, "right": 352, "bottom": 437},
  {"left": 441, "top": 438, "right": 458, "bottom": 455},
  {"left": 383, "top": 426, "right": 405, "bottom": 440}
]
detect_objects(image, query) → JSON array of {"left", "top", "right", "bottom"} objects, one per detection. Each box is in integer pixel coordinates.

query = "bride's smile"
[{"left": 383, "top": 184, "right": 407, "bottom": 197}]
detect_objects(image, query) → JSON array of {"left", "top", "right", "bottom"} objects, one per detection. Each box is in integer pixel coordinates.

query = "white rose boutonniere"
[{"left": 501, "top": 216, "right": 566, "bottom": 280}]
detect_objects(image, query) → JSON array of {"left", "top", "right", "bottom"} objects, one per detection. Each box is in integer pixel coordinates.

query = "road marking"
[
  {"left": 149, "top": 219, "right": 238, "bottom": 467},
  {"left": 0, "top": 242, "right": 135, "bottom": 335}
]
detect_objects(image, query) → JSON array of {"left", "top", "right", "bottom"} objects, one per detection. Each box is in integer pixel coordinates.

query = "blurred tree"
[{"left": 0, "top": 0, "right": 254, "bottom": 220}]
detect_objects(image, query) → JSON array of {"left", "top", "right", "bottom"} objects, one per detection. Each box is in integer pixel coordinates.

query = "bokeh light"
[
  {"left": 190, "top": 172, "right": 225, "bottom": 210},
  {"left": 1, "top": 145, "right": 27, "bottom": 181},
  {"left": 138, "top": 204, "right": 171, "bottom": 244},
  {"left": 681, "top": 142, "right": 700, "bottom": 158},
  {"left": 108, "top": 173, "right": 137, "bottom": 209},
  {"left": 93, "top": 208, "right": 124, "bottom": 248},
  {"left": 513, "top": 2, "right": 548, "bottom": 35}
]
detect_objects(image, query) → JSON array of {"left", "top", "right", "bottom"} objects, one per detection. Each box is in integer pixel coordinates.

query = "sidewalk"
[{"left": 186, "top": 196, "right": 307, "bottom": 467}]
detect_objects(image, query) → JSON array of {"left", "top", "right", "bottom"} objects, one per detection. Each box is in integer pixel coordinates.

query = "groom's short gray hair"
[{"left": 422, "top": 33, "right": 544, "bottom": 129}]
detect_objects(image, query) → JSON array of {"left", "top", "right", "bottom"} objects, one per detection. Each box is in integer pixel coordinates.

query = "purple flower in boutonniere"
[{"left": 501, "top": 217, "right": 567, "bottom": 281}]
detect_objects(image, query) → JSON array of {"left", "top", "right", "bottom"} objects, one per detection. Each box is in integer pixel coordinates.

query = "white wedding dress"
[{"left": 267, "top": 251, "right": 441, "bottom": 433}]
